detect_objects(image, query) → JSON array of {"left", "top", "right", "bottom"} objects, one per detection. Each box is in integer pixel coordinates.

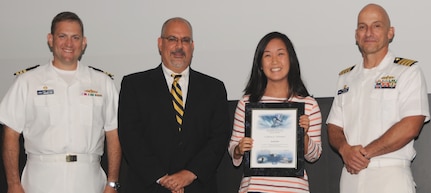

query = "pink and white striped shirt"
[{"left": 228, "top": 95, "right": 322, "bottom": 193}]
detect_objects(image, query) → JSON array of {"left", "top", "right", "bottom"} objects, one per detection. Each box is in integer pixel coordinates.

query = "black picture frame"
[{"left": 244, "top": 102, "right": 305, "bottom": 177}]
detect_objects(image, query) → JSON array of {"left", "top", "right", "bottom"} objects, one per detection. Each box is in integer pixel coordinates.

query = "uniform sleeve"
[
  {"left": 397, "top": 65, "right": 430, "bottom": 122},
  {"left": 0, "top": 76, "right": 28, "bottom": 133},
  {"left": 326, "top": 76, "right": 344, "bottom": 127},
  {"left": 228, "top": 98, "right": 246, "bottom": 166},
  {"left": 103, "top": 77, "right": 119, "bottom": 131}
]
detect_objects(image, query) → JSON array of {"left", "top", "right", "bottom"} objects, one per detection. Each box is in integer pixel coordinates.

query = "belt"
[
  {"left": 367, "top": 158, "right": 411, "bottom": 168},
  {"left": 27, "top": 154, "right": 101, "bottom": 163}
]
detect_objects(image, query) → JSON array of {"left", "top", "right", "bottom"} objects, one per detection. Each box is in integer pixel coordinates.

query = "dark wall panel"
[{"left": 1, "top": 95, "right": 430, "bottom": 193}]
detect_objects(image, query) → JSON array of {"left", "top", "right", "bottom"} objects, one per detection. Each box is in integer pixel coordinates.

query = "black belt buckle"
[{"left": 66, "top": 155, "right": 77, "bottom": 162}]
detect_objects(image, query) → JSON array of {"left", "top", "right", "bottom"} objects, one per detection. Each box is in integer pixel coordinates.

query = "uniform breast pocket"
[
  {"left": 33, "top": 95, "right": 61, "bottom": 126},
  {"left": 340, "top": 91, "right": 356, "bottom": 112},
  {"left": 370, "top": 89, "right": 399, "bottom": 121},
  {"left": 80, "top": 96, "right": 104, "bottom": 127}
]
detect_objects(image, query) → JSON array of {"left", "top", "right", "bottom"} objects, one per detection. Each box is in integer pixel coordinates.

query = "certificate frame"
[{"left": 244, "top": 102, "right": 305, "bottom": 177}]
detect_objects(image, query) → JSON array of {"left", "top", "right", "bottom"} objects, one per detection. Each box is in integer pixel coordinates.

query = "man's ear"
[
  {"left": 82, "top": 36, "right": 87, "bottom": 51},
  {"left": 157, "top": 37, "right": 162, "bottom": 55},
  {"left": 47, "top": 33, "right": 53, "bottom": 52},
  {"left": 388, "top": 26, "right": 395, "bottom": 43}
]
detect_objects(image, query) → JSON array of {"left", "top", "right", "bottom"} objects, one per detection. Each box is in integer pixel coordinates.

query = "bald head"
[
  {"left": 161, "top": 17, "right": 193, "bottom": 38},
  {"left": 358, "top": 3, "right": 391, "bottom": 27}
]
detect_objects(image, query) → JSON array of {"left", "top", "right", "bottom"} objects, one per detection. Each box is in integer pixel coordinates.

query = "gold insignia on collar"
[
  {"left": 394, "top": 57, "right": 417, "bottom": 67},
  {"left": 14, "top": 65, "right": 40, "bottom": 76},
  {"left": 89, "top": 66, "right": 114, "bottom": 79},
  {"left": 339, "top": 65, "right": 355, "bottom": 75}
]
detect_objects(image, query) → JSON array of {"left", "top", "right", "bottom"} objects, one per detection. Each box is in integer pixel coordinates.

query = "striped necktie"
[{"left": 171, "top": 74, "right": 184, "bottom": 131}]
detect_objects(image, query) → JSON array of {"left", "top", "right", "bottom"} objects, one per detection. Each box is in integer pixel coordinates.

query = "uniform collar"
[
  {"left": 46, "top": 60, "right": 91, "bottom": 83},
  {"left": 360, "top": 51, "right": 395, "bottom": 72}
]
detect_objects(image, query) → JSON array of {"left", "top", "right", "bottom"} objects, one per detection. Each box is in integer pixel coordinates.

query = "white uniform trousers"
[{"left": 340, "top": 158, "right": 415, "bottom": 193}]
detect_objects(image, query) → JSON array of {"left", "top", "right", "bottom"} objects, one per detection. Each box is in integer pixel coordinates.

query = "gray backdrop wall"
[
  {"left": 1, "top": 96, "right": 430, "bottom": 193},
  {"left": 0, "top": 0, "right": 430, "bottom": 100}
]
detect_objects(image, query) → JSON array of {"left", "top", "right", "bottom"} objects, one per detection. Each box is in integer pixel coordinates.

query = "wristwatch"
[{"left": 108, "top": 181, "right": 120, "bottom": 191}]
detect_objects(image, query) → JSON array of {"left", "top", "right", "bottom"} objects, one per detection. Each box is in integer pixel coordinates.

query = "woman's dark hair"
[
  {"left": 51, "top": 11, "right": 84, "bottom": 35},
  {"left": 244, "top": 31, "right": 310, "bottom": 102}
]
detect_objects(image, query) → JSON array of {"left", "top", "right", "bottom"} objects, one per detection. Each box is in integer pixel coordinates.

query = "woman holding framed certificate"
[{"left": 228, "top": 32, "right": 322, "bottom": 193}]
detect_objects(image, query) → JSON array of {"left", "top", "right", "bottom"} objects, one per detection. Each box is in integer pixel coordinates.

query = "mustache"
[{"left": 171, "top": 49, "right": 185, "bottom": 56}]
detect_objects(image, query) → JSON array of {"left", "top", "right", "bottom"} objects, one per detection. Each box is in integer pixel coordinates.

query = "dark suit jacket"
[{"left": 118, "top": 65, "right": 230, "bottom": 193}]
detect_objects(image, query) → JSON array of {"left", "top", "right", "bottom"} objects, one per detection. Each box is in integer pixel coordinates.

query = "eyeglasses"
[{"left": 161, "top": 36, "right": 193, "bottom": 45}]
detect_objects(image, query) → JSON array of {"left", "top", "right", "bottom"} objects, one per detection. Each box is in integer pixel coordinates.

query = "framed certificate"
[{"left": 244, "top": 102, "right": 305, "bottom": 177}]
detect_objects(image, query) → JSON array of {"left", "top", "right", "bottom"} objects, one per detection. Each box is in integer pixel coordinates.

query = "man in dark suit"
[{"left": 118, "top": 17, "right": 230, "bottom": 193}]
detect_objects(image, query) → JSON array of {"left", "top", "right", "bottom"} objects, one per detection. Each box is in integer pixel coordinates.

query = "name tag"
[
  {"left": 37, "top": 89, "right": 54, "bottom": 95},
  {"left": 337, "top": 85, "right": 349, "bottom": 95}
]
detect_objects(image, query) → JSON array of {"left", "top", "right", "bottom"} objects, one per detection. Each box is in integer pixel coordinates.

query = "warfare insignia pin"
[{"left": 82, "top": 89, "right": 102, "bottom": 97}]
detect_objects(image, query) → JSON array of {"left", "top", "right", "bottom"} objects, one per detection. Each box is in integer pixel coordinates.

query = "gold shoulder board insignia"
[
  {"left": 394, "top": 57, "right": 417, "bottom": 67},
  {"left": 339, "top": 65, "right": 355, "bottom": 75},
  {"left": 14, "top": 65, "right": 40, "bottom": 76},
  {"left": 89, "top": 66, "right": 114, "bottom": 80}
]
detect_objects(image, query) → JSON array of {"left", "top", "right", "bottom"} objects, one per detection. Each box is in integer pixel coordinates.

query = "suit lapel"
[
  {"left": 151, "top": 65, "right": 176, "bottom": 114},
  {"left": 182, "top": 69, "right": 201, "bottom": 127}
]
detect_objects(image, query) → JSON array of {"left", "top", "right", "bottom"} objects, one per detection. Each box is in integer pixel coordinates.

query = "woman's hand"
[
  {"left": 299, "top": 115, "right": 310, "bottom": 134},
  {"left": 234, "top": 137, "right": 253, "bottom": 159}
]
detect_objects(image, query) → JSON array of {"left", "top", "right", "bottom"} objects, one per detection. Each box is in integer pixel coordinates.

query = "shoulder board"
[
  {"left": 89, "top": 66, "right": 114, "bottom": 79},
  {"left": 339, "top": 65, "right": 355, "bottom": 75},
  {"left": 394, "top": 57, "right": 417, "bottom": 67},
  {"left": 14, "top": 65, "right": 40, "bottom": 76}
]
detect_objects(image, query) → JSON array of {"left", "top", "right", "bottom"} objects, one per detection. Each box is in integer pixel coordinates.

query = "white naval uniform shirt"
[
  {"left": 0, "top": 62, "right": 118, "bottom": 193},
  {"left": 327, "top": 51, "right": 429, "bottom": 161}
]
